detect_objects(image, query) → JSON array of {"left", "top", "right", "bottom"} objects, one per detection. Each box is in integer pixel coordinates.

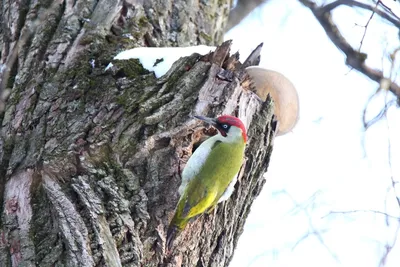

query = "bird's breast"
[{"left": 179, "top": 137, "right": 217, "bottom": 195}]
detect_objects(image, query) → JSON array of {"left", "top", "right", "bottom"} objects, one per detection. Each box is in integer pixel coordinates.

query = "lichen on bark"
[{"left": 0, "top": 1, "right": 276, "bottom": 266}]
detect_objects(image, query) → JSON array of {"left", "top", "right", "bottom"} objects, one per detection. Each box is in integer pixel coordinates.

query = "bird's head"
[{"left": 194, "top": 115, "right": 247, "bottom": 143}]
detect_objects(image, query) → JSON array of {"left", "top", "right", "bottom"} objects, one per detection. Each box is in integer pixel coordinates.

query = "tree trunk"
[{"left": 0, "top": 1, "right": 276, "bottom": 266}]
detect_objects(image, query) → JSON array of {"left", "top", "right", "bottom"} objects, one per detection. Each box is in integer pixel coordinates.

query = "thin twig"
[
  {"left": 298, "top": 0, "right": 400, "bottom": 99},
  {"left": 384, "top": 63, "right": 400, "bottom": 208},
  {"left": 362, "top": 97, "right": 396, "bottom": 129},
  {"left": 362, "top": 47, "right": 400, "bottom": 129},
  {"left": 358, "top": 1, "right": 379, "bottom": 52},
  {"left": 322, "top": 0, "right": 400, "bottom": 28},
  {"left": 284, "top": 191, "right": 341, "bottom": 263},
  {"left": 378, "top": 223, "right": 400, "bottom": 267},
  {"left": 323, "top": 210, "right": 400, "bottom": 220}
]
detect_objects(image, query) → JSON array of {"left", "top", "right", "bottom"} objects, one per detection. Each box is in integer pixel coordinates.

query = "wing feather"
[{"left": 175, "top": 140, "right": 244, "bottom": 222}]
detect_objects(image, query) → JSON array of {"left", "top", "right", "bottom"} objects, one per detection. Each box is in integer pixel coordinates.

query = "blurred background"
[{"left": 225, "top": 1, "right": 400, "bottom": 266}]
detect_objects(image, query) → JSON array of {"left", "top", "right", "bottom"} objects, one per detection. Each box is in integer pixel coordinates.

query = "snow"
[{"left": 108, "top": 45, "right": 216, "bottom": 78}]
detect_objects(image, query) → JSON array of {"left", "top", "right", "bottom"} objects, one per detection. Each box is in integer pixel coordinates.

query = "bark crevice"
[{"left": 0, "top": 1, "right": 276, "bottom": 266}]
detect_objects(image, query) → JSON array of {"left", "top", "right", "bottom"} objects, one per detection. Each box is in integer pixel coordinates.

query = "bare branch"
[
  {"left": 226, "top": 0, "right": 269, "bottom": 32},
  {"left": 321, "top": 0, "right": 400, "bottom": 28},
  {"left": 377, "top": 0, "right": 400, "bottom": 22},
  {"left": 298, "top": 0, "right": 400, "bottom": 99}
]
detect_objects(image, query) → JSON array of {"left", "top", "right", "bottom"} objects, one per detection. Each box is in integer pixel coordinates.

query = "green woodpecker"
[{"left": 167, "top": 115, "right": 247, "bottom": 249}]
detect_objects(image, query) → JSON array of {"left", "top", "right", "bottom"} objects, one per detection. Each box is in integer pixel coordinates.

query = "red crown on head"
[{"left": 217, "top": 115, "right": 247, "bottom": 142}]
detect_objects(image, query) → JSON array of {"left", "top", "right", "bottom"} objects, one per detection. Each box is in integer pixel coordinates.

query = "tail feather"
[{"left": 166, "top": 225, "right": 180, "bottom": 251}]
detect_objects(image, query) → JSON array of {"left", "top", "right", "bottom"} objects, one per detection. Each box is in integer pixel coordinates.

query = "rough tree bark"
[{"left": 0, "top": 1, "right": 276, "bottom": 266}]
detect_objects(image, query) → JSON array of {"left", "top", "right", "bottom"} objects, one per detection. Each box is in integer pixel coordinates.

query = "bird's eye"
[{"left": 222, "top": 124, "right": 228, "bottom": 129}]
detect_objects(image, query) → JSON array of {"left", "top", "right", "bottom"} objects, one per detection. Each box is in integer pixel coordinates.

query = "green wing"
[{"left": 172, "top": 140, "right": 245, "bottom": 229}]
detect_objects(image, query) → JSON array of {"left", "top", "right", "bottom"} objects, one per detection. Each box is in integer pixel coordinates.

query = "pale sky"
[{"left": 226, "top": 1, "right": 400, "bottom": 267}]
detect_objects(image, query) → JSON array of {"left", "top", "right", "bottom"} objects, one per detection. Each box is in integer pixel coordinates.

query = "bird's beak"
[{"left": 194, "top": 115, "right": 217, "bottom": 126}]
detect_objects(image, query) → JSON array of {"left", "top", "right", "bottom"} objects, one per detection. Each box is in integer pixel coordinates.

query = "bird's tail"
[{"left": 166, "top": 225, "right": 181, "bottom": 251}]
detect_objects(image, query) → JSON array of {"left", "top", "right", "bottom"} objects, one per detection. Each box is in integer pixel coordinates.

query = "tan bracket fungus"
[{"left": 246, "top": 66, "right": 299, "bottom": 136}]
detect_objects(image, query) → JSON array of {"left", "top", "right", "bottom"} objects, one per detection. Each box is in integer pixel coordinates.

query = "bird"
[{"left": 166, "top": 115, "right": 247, "bottom": 250}]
